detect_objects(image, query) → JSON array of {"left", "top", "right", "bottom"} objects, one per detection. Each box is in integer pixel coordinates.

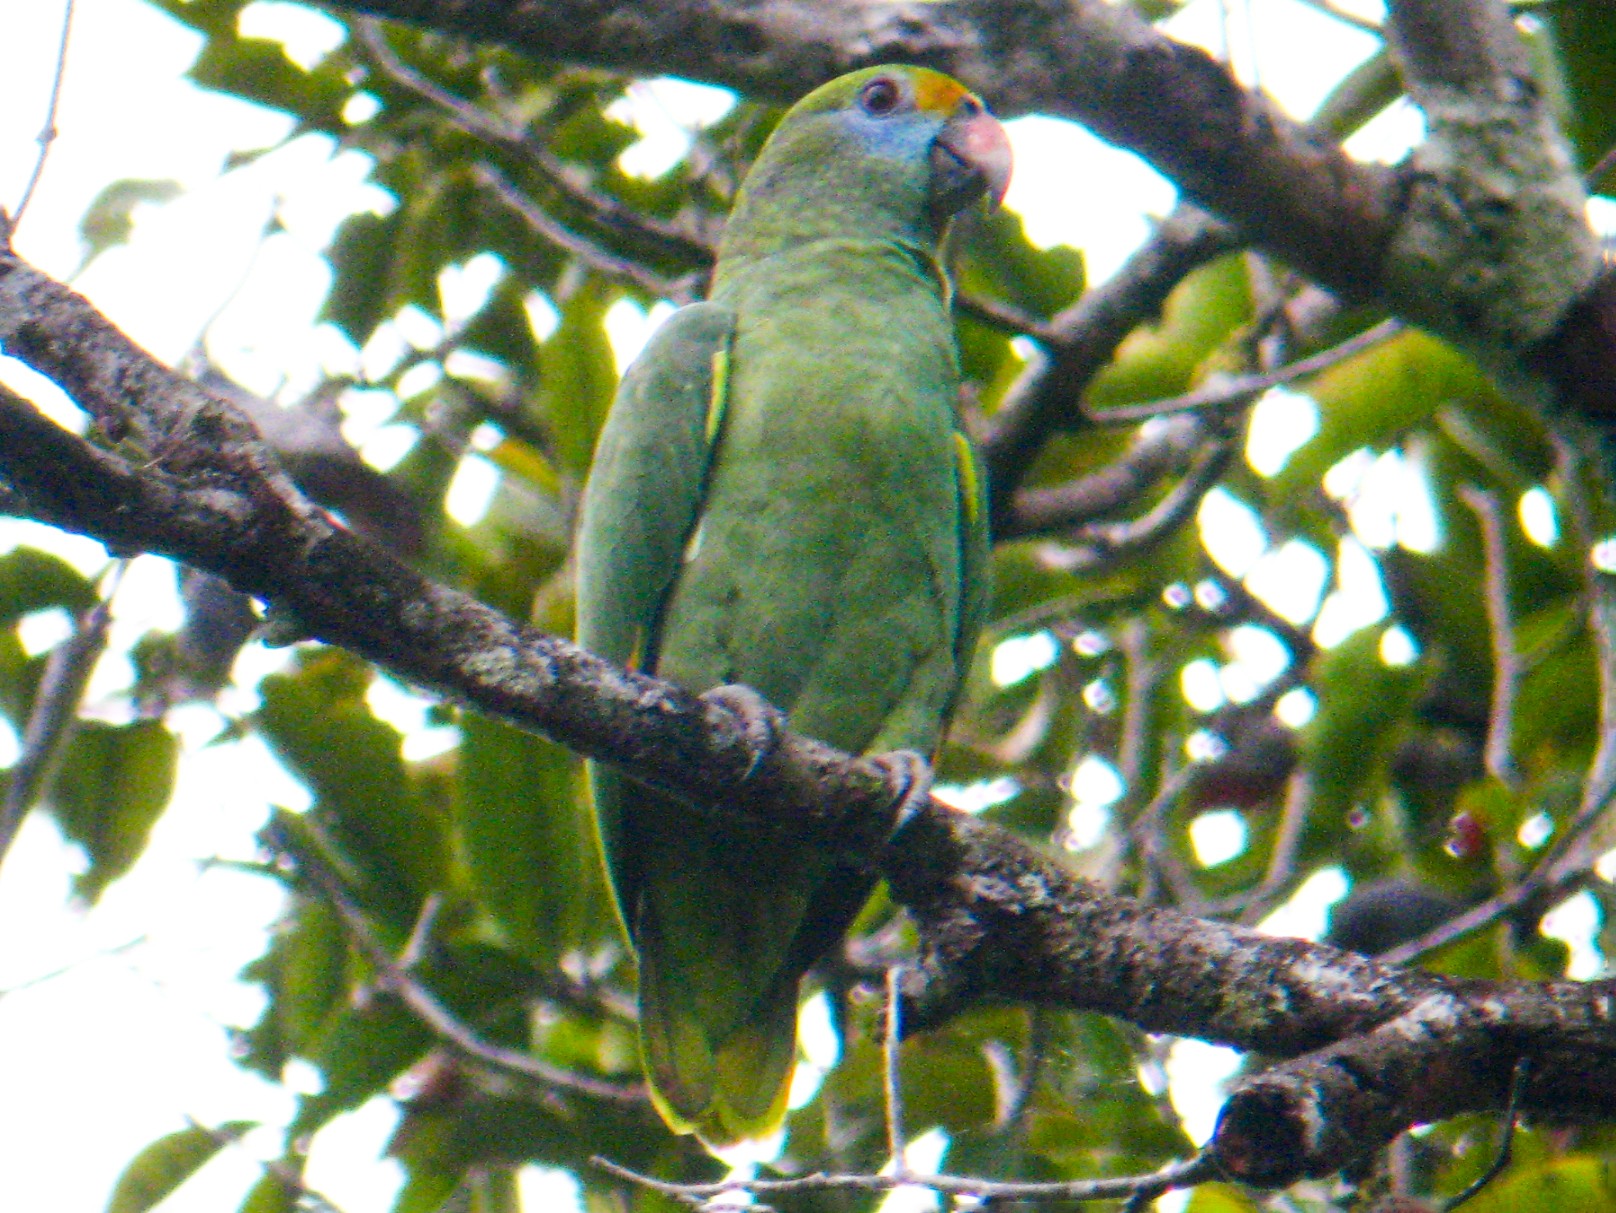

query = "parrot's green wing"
[
  {"left": 953, "top": 429, "right": 992, "bottom": 708},
  {"left": 576, "top": 300, "right": 800, "bottom": 1145},
  {"left": 575, "top": 301, "right": 733, "bottom": 673},
  {"left": 575, "top": 300, "right": 733, "bottom": 933}
]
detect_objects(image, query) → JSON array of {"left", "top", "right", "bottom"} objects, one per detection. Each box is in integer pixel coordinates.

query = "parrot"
[{"left": 574, "top": 65, "right": 1011, "bottom": 1148}]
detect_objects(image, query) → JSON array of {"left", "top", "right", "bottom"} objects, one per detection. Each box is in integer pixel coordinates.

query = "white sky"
[{"left": 3, "top": 2, "right": 1567, "bottom": 1211}]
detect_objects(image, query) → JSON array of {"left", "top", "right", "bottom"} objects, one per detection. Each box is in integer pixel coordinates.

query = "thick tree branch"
[
  {"left": 1382, "top": 0, "right": 1603, "bottom": 404},
  {"left": 887, "top": 801, "right": 1616, "bottom": 1186},
  {"left": 0, "top": 244, "right": 906, "bottom": 859}
]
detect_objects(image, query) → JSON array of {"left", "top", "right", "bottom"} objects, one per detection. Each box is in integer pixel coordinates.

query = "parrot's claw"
[
  {"left": 874, "top": 749, "right": 934, "bottom": 840},
  {"left": 702, "top": 683, "right": 786, "bottom": 779}
]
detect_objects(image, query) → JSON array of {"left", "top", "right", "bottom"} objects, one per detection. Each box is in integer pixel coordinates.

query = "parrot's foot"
[
  {"left": 701, "top": 683, "right": 786, "bottom": 779},
  {"left": 874, "top": 749, "right": 934, "bottom": 840}
]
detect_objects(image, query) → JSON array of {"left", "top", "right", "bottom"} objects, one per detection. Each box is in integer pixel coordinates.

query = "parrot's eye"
[{"left": 859, "top": 77, "right": 902, "bottom": 116}]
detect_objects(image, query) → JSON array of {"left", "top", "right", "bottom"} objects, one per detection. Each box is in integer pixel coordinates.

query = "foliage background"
[{"left": 2, "top": 0, "right": 1616, "bottom": 1210}]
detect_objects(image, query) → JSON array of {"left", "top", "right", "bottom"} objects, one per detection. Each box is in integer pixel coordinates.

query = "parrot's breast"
[{"left": 653, "top": 238, "right": 968, "bottom": 757}]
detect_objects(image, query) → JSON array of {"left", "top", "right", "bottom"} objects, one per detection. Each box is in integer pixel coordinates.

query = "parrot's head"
[{"left": 718, "top": 65, "right": 1013, "bottom": 260}]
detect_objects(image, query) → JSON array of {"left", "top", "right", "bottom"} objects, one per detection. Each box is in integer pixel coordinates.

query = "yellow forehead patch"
[{"left": 911, "top": 71, "right": 972, "bottom": 116}]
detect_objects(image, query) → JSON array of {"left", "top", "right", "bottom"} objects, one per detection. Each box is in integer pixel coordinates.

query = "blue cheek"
[{"left": 841, "top": 111, "right": 939, "bottom": 166}]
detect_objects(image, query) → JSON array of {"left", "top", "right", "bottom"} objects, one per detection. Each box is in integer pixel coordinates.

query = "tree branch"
[
  {"left": 999, "top": 413, "right": 1209, "bottom": 540},
  {"left": 591, "top": 1149, "right": 1215, "bottom": 1207},
  {"left": 353, "top": 18, "right": 716, "bottom": 271},
  {"left": 1382, "top": 0, "right": 1603, "bottom": 401},
  {"left": 263, "top": 814, "right": 647, "bottom": 1104},
  {"left": 981, "top": 204, "right": 1237, "bottom": 516}
]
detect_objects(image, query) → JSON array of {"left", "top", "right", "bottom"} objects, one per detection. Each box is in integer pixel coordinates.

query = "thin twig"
[
  {"left": 885, "top": 965, "right": 907, "bottom": 1178},
  {"left": 954, "top": 291, "right": 1059, "bottom": 342},
  {"left": 1002, "top": 414, "right": 1210, "bottom": 539},
  {"left": 354, "top": 19, "right": 713, "bottom": 267},
  {"left": 1587, "top": 139, "right": 1616, "bottom": 191},
  {"left": 475, "top": 162, "right": 701, "bottom": 301},
  {"left": 0, "top": 933, "right": 146, "bottom": 997},
  {"left": 1037, "top": 437, "right": 1237, "bottom": 573},
  {"left": 1086, "top": 319, "right": 1401, "bottom": 426},
  {"left": 0, "top": 582, "right": 115, "bottom": 874},
  {"left": 1117, "top": 761, "right": 1201, "bottom": 892},
  {"left": 997, "top": 1008, "right": 1050, "bottom": 1141},
  {"left": 1292, "top": 0, "right": 1383, "bottom": 35},
  {"left": 1380, "top": 678, "right": 1616, "bottom": 968},
  {"left": 1443, "top": 1056, "right": 1530, "bottom": 1211},
  {"left": 1238, "top": 769, "right": 1316, "bottom": 926},
  {"left": 12, "top": 0, "right": 76, "bottom": 225},
  {"left": 1460, "top": 485, "right": 1521, "bottom": 788},
  {"left": 263, "top": 817, "right": 647, "bottom": 1105},
  {"left": 590, "top": 1150, "right": 1216, "bottom": 1206},
  {"left": 399, "top": 891, "right": 443, "bottom": 968}
]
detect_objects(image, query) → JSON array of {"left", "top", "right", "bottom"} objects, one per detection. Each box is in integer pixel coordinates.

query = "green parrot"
[{"left": 574, "top": 65, "right": 1011, "bottom": 1147}]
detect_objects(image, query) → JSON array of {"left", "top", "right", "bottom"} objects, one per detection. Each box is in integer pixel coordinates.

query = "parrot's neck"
[
  {"left": 715, "top": 156, "right": 944, "bottom": 267},
  {"left": 710, "top": 235, "right": 952, "bottom": 312}
]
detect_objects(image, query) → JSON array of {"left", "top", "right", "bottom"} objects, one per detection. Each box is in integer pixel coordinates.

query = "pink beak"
[{"left": 932, "top": 107, "right": 1013, "bottom": 213}]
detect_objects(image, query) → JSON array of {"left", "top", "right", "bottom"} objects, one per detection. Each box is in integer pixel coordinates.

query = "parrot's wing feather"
[
  {"left": 575, "top": 300, "right": 734, "bottom": 669},
  {"left": 952, "top": 428, "right": 992, "bottom": 704},
  {"left": 575, "top": 300, "right": 734, "bottom": 935}
]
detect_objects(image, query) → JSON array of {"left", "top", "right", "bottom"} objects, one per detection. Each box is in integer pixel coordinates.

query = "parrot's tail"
[{"left": 637, "top": 934, "right": 800, "bottom": 1149}]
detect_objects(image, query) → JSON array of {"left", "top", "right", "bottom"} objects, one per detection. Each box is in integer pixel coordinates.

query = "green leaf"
[
  {"left": 456, "top": 715, "right": 604, "bottom": 965},
  {"left": 535, "top": 276, "right": 621, "bottom": 473},
  {"left": 1458, "top": 1154, "right": 1616, "bottom": 1213},
  {"left": 1545, "top": 2, "right": 1616, "bottom": 182},
  {"left": 1183, "top": 1182, "right": 1263, "bottom": 1212},
  {"left": 78, "top": 178, "right": 184, "bottom": 265},
  {"left": 236, "top": 1172, "right": 299, "bottom": 1213},
  {"left": 1270, "top": 329, "right": 1503, "bottom": 508},
  {"left": 391, "top": 1164, "right": 466, "bottom": 1213},
  {"left": 48, "top": 719, "right": 178, "bottom": 903},
  {"left": 954, "top": 207, "right": 1084, "bottom": 320},
  {"left": 236, "top": 894, "right": 350, "bottom": 1077},
  {"left": 289, "top": 1000, "right": 432, "bottom": 1140},
  {"left": 0, "top": 547, "right": 98, "bottom": 624},
  {"left": 1303, "top": 624, "right": 1426, "bottom": 822},
  {"left": 106, "top": 1121, "right": 254, "bottom": 1213},
  {"left": 255, "top": 650, "right": 450, "bottom": 925},
  {"left": 187, "top": 33, "right": 351, "bottom": 132},
  {"left": 321, "top": 208, "right": 405, "bottom": 345},
  {"left": 1085, "top": 253, "right": 1254, "bottom": 409}
]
